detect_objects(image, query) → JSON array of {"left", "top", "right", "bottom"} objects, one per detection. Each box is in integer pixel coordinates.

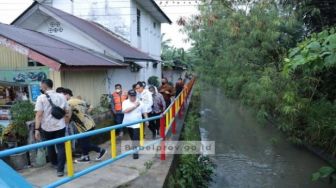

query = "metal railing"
[{"left": 0, "top": 78, "right": 196, "bottom": 188}]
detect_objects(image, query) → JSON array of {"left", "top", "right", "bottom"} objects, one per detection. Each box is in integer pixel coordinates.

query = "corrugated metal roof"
[
  {"left": 0, "top": 23, "right": 125, "bottom": 67},
  {"left": 40, "top": 4, "right": 158, "bottom": 62}
]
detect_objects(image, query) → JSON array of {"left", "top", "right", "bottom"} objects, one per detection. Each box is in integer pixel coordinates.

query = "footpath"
[{"left": 20, "top": 104, "right": 189, "bottom": 188}]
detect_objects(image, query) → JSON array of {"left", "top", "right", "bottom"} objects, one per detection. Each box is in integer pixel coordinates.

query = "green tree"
[
  {"left": 183, "top": 0, "right": 336, "bottom": 156},
  {"left": 281, "top": 0, "right": 336, "bottom": 32}
]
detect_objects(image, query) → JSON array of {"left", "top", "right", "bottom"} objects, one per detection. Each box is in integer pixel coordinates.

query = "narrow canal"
[{"left": 200, "top": 87, "right": 332, "bottom": 188}]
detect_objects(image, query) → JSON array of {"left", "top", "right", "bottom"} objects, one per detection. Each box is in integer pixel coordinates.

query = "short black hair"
[
  {"left": 56, "top": 87, "right": 65, "bottom": 93},
  {"left": 149, "top": 85, "right": 155, "bottom": 91},
  {"left": 136, "top": 81, "right": 144, "bottom": 88},
  {"left": 128, "top": 89, "right": 137, "bottom": 96},
  {"left": 115, "top": 84, "right": 122, "bottom": 88},
  {"left": 63, "top": 88, "right": 73, "bottom": 97},
  {"left": 178, "top": 78, "right": 183, "bottom": 80},
  {"left": 132, "top": 84, "right": 137, "bottom": 90},
  {"left": 41, "top": 79, "right": 53, "bottom": 88}
]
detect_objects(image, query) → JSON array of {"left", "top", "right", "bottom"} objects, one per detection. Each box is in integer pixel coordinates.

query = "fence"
[{"left": 0, "top": 78, "right": 196, "bottom": 188}]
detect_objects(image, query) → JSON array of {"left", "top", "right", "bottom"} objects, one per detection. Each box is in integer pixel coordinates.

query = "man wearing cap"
[{"left": 122, "top": 89, "right": 149, "bottom": 159}]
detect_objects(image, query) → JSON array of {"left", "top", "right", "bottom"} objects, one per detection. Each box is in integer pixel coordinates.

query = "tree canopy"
[{"left": 181, "top": 0, "right": 336, "bottom": 156}]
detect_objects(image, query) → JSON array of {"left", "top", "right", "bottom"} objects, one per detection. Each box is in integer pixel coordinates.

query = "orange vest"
[{"left": 112, "top": 91, "right": 127, "bottom": 111}]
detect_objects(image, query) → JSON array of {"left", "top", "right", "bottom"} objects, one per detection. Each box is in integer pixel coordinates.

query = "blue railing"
[{"left": 0, "top": 78, "right": 195, "bottom": 188}]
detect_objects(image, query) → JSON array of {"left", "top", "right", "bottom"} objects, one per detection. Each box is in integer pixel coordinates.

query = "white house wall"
[
  {"left": 130, "top": 0, "right": 161, "bottom": 59},
  {"left": 35, "top": 17, "right": 108, "bottom": 55},
  {"left": 52, "top": 0, "right": 73, "bottom": 14},
  {"left": 73, "top": 0, "right": 132, "bottom": 41},
  {"left": 106, "top": 68, "right": 139, "bottom": 93},
  {"left": 137, "top": 61, "right": 162, "bottom": 83},
  {"left": 47, "top": 0, "right": 131, "bottom": 40},
  {"left": 107, "top": 61, "right": 162, "bottom": 92},
  {"left": 163, "top": 69, "right": 186, "bottom": 84}
]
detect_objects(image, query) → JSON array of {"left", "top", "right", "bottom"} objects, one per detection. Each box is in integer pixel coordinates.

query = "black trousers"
[
  {"left": 114, "top": 113, "right": 126, "bottom": 134},
  {"left": 127, "top": 128, "right": 140, "bottom": 153},
  {"left": 148, "top": 112, "right": 160, "bottom": 135},
  {"left": 78, "top": 128, "right": 101, "bottom": 156},
  {"left": 42, "top": 128, "right": 66, "bottom": 173}
]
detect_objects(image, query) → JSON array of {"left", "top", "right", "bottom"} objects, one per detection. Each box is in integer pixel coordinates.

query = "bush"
[
  {"left": 148, "top": 76, "right": 160, "bottom": 87},
  {"left": 90, "top": 106, "right": 110, "bottom": 116},
  {"left": 4, "top": 101, "right": 35, "bottom": 146},
  {"left": 100, "top": 94, "right": 110, "bottom": 109}
]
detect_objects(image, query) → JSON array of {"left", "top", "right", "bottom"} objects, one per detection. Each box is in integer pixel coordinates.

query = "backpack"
[{"left": 45, "top": 93, "right": 66, "bottom": 119}]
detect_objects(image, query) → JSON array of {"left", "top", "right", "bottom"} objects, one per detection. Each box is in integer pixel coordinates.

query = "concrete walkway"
[{"left": 19, "top": 105, "right": 189, "bottom": 188}]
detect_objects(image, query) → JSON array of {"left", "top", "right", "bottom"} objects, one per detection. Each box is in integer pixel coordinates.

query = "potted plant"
[{"left": 3, "top": 101, "right": 35, "bottom": 170}]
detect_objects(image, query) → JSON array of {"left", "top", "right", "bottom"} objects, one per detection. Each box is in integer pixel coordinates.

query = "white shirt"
[
  {"left": 34, "top": 90, "right": 69, "bottom": 132},
  {"left": 136, "top": 89, "right": 153, "bottom": 113},
  {"left": 122, "top": 99, "right": 145, "bottom": 129}
]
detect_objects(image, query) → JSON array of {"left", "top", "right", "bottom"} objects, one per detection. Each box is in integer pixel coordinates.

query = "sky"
[{"left": 0, "top": 0, "right": 198, "bottom": 49}]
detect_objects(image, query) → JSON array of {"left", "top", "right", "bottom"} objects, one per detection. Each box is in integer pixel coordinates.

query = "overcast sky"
[{"left": 0, "top": 0, "right": 198, "bottom": 49}]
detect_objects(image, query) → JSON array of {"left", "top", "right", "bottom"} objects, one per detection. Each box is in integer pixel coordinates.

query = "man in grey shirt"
[{"left": 148, "top": 86, "right": 166, "bottom": 138}]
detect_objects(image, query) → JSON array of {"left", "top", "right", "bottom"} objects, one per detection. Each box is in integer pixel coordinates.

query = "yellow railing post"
[
  {"left": 170, "top": 107, "right": 173, "bottom": 122},
  {"left": 181, "top": 91, "right": 184, "bottom": 104},
  {"left": 178, "top": 97, "right": 180, "bottom": 111},
  {"left": 140, "top": 122, "right": 144, "bottom": 146},
  {"left": 165, "top": 110, "right": 169, "bottom": 128},
  {"left": 110, "top": 130, "right": 117, "bottom": 158},
  {"left": 65, "top": 141, "right": 74, "bottom": 177}
]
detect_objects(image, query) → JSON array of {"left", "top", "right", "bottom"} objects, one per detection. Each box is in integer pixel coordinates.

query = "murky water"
[{"left": 200, "top": 88, "right": 333, "bottom": 188}]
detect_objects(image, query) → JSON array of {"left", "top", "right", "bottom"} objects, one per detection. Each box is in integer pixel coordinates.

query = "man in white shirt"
[
  {"left": 34, "top": 79, "right": 70, "bottom": 177},
  {"left": 122, "top": 89, "right": 149, "bottom": 159},
  {"left": 135, "top": 81, "right": 153, "bottom": 114}
]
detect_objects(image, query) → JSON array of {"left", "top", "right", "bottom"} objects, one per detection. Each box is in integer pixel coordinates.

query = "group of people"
[
  {"left": 110, "top": 77, "right": 185, "bottom": 159},
  {"left": 34, "top": 79, "right": 106, "bottom": 177},
  {"left": 112, "top": 78, "right": 185, "bottom": 135},
  {"left": 33, "top": 77, "right": 185, "bottom": 177}
]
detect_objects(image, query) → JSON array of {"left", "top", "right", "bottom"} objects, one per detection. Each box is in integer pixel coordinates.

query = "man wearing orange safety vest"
[{"left": 111, "top": 84, "right": 128, "bottom": 137}]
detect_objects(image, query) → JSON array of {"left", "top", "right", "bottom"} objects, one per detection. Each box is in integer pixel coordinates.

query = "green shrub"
[
  {"left": 100, "top": 94, "right": 110, "bottom": 109},
  {"left": 5, "top": 101, "right": 35, "bottom": 146},
  {"left": 148, "top": 76, "right": 160, "bottom": 88}
]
